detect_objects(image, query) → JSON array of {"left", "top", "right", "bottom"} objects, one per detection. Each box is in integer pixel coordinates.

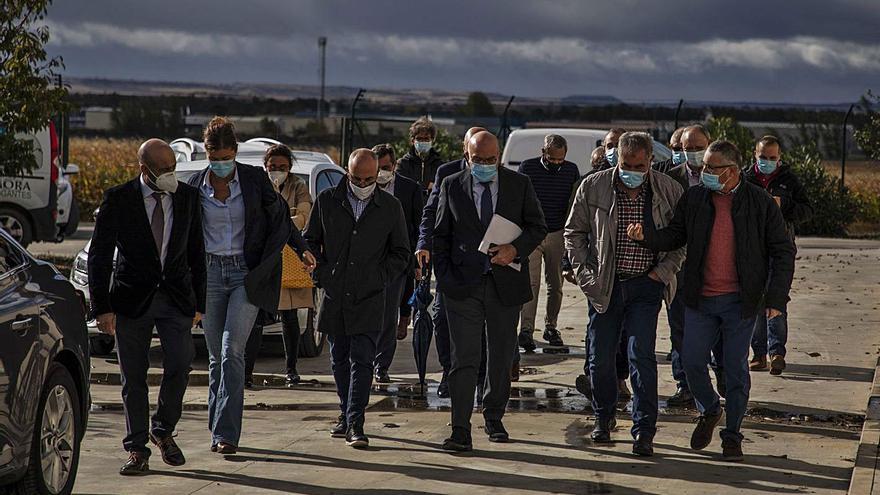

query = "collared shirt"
[
  {"left": 686, "top": 165, "right": 702, "bottom": 188},
  {"left": 614, "top": 180, "right": 654, "bottom": 276},
  {"left": 346, "top": 185, "right": 371, "bottom": 221},
  {"left": 139, "top": 176, "right": 173, "bottom": 266},
  {"left": 199, "top": 169, "right": 246, "bottom": 256},
  {"left": 471, "top": 177, "right": 498, "bottom": 222}
]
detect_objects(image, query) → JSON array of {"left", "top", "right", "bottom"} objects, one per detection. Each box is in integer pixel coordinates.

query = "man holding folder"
[{"left": 433, "top": 131, "right": 547, "bottom": 451}]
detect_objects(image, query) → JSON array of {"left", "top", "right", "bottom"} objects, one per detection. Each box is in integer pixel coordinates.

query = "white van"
[
  {"left": 0, "top": 123, "right": 64, "bottom": 247},
  {"left": 502, "top": 128, "right": 672, "bottom": 176}
]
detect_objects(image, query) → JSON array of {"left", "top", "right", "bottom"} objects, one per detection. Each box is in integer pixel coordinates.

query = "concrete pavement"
[{"left": 72, "top": 237, "right": 880, "bottom": 493}]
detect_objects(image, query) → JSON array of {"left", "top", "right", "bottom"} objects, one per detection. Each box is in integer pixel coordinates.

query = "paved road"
[{"left": 72, "top": 237, "right": 880, "bottom": 494}]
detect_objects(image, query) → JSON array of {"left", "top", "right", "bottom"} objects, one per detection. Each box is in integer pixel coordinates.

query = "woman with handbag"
[{"left": 244, "top": 144, "right": 317, "bottom": 388}]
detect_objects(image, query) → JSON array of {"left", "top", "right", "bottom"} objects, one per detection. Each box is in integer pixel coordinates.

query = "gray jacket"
[{"left": 564, "top": 167, "right": 685, "bottom": 313}]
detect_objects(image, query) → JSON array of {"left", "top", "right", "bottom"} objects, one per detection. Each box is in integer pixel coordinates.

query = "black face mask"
[{"left": 542, "top": 156, "right": 563, "bottom": 171}]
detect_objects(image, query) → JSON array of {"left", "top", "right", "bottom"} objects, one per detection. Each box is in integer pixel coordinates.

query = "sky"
[{"left": 44, "top": 0, "right": 880, "bottom": 104}]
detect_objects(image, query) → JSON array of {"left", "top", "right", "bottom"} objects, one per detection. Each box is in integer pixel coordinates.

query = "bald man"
[
  {"left": 305, "top": 148, "right": 411, "bottom": 449},
  {"left": 414, "top": 126, "right": 488, "bottom": 398},
  {"left": 89, "top": 138, "right": 206, "bottom": 475},
  {"left": 434, "top": 131, "right": 547, "bottom": 451}
]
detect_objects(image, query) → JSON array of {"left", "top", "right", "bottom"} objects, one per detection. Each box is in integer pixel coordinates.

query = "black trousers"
[
  {"left": 245, "top": 310, "right": 301, "bottom": 379},
  {"left": 330, "top": 331, "right": 379, "bottom": 426},
  {"left": 115, "top": 290, "right": 194, "bottom": 455},
  {"left": 375, "top": 273, "right": 407, "bottom": 373}
]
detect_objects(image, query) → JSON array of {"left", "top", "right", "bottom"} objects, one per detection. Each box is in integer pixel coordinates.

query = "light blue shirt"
[
  {"left": 200, "top": 169, "right": 246, "bottom": 256},
  {"left": 346, "top": 185, "right": 371, "bottom": 221},
  {"left": 472, "top": 177, "right": 498, "bottom": 221}
]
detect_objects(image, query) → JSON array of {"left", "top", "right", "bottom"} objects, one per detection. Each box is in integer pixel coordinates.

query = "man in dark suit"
[
  {"left": 415, "top": 126, "right": 487, "bottom": 397},
  {"left": 305, "top": 148, "right": 411, "bottom": 449},
  {"left": 434, "top": 131, "right": 547, "bottom": 451},
  {"left": 89, "top": 139, "right": 206, "bottom": 475},
  {"left": 371, "top": 143, "right": 424, "bottom": 383}
]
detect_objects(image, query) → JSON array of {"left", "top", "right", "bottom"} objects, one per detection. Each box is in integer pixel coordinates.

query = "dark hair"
[
  {"left": 757, "top": 135, "right": 781, "bottom": 150},
  {"left": 263, "top": 143, "right": 294, "bottom": 168},
  {"left": 371, "top": 143, "right": 396, "bottom": 162},
  {"left": 203, "top": 116, "right": 238, "bottom": 152},
  {"left": 707, "top": 140, "right": 741, "bottom": 167},
  {"left": 543, "top": 134, "right": 568, "bottom": 151},
  {"left": 409, "top": 117, "right": 436, "bottom": 140}
]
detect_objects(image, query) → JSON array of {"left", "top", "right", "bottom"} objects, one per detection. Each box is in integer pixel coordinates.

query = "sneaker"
[
  {"left": 617, "top": 379, "right": 632, "bottom": 401},
  {"left": 518, "top": 330, "right": 537, "bottom": 353},
  {"left": 749, "top": 355, "right": 769, "bottom": 371},
  {"left": 590, "top": 417, "right": 616, "bottom": 443},
  {"left": 690, "top": 411, "right": 723, "bottom": 450},
  {"left": 721, "top": 437, "right": 744, "bottom": 462},
  {"left": 543, "top": 328, "right": 565, "bottom": 347},
  {"left": 769, "top": 355, "right": 786, "bottom": 376},
  {"left": 119, "top": 451, "right": 149, "bottom": 476},
  {"left": 666, "top": 386, "right": 695, "bottom": 408},
  {"left": 442, "top": 427, "right": 473, "bottom": 452},
  {"left": 345, "top": 424, "right": 369, "bottom": 449},
  {"left": 575, "top": 374, "right": 592, "bottom": 397},
  {"left": 330, "top": 414, "right": 347, "bottom": 438}
]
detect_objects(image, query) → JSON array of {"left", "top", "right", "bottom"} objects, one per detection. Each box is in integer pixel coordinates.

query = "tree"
[
  {"left": 462, "top": 92, "right": 496, "bottom": 117},
  {"left": 0, "top": 0, "right": 68, "bottom": 176},
  {"left": 854, "top": 90, "right": 880, "bottom": 160},
  {"left": 706, "top": 116, "right": 755, "bottom": 166}
]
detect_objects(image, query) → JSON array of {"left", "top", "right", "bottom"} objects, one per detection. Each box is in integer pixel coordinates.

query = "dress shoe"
[
  {"left": 518, "top": 330, "right": 537, "bottom": 353},
  {"left": 690, "top": 410, "right": 723, "bottom": 450},
  {"left": 590, "top": 417, "right": 616, "bottom": 443},
  {"left": 617, "top": 379, "right": 632, "bottom": 401},
  {"left": 285, "top": 372, "right": 301, "bottom": 387},
  {"left": 632, "top": 433, "right": 654, "bottom": 457},
  {"left": 666, "top": 386, "right": 695, "bottom": 408},
  {"left": 216, "top": 442, "right": 237, "bottom": 454},
  {"left": 721, "top": 436, "right": 744, "bottom": 462},
  {"left": 149, "top": 432, "right": 185, "bottom": 466},
  {"left": 575, "top": 374, "right": 592, "bottom": 397},
  {"left": 437, "top": 371, "right": 450, "bottom": 398},
  {"left": 375, "top": 369, "right": 391, "bottom": 384},
  {"left": 346, "top": 424, "right": 369, "bottom": 449},
  {"left": 542, "top": 328, "right": 565, "bottom": 347},
  {"left": 119, "top": 451, "right": 149, "bottom": 476},
  {"left": 769, "top": 354, "right": 786, "bottom": 376},
  {"left": 442, "top": 427, "right": 473, "bottom": 452},
  {"left": 484, "top": 419, "right": 510, "bottom": 443},
  {"left": 749, "top": 355, "right": 769, "bottom": 371},
  {"left": 330, "top": 414, "right": 347, "bottom": 438}
]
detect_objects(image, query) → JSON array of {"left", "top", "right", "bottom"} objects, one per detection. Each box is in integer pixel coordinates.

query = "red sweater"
[{"left": 701, "top": 192, "right": 739, "bottom": 297}]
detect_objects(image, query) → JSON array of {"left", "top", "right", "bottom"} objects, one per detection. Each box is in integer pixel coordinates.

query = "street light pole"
[
  {"left": 317, "top": 36, "right": 327, "bottom": 124},
  {"left": 841, "top": 103, "right": 854, "bottom": 192}
]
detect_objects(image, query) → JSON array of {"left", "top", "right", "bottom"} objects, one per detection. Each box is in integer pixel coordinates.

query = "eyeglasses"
[{"left": 703, "top": 163, "right": 738, "bottom": 173}]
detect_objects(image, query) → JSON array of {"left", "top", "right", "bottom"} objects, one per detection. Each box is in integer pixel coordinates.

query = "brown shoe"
[
  {"left": 149, "top": 432, "right": 185, "bottom": 466},
  {"left": 769, "top": 355, "right": 786, "bottom": 376},
  {"left": 396, "top": 316, "right": 411, "bottom": 340},
  {"left": 749, "top": 355, "right": 769, "bottom": 371},
  {"left": 215, "top": 442, "right": 237, "bottom": 454},
  {"left": 510, "top": 361, "right": 520, "bottom": 382}
]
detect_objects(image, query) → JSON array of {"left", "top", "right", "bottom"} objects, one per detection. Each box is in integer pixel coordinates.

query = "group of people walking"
[{"left": 88, "top": 114, "right": 809, "bottom": 475}]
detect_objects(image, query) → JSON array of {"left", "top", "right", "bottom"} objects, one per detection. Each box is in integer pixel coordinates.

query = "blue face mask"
[
  {"left": 618, "top": 168, "right": 646, "bottom": 189},
  {"left": 470, "top": 161, "right": 498, "bottom": 183},
  {"left": 414, "top": 140, "right": 432, "bottom": 154},
  {"left": 686, "top": 150, "right": 705, "bottom": 169},
  {"left": 757, "top": 158, "right": 778, "bottom": 175},
  {"left": 672, "top": 151, "right": 687, "bottom": 166},
  {"left": 701, "top": 170, "right": 724, "bottom": 191},
  {"left": 605, "top": 148, "right": 618, "bottom": 167},
  {"left": 209, "top": 159, "right": 235, "bottom": 178}
]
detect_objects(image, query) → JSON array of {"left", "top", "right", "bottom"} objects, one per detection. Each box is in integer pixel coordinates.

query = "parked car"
[
  {"left": 55, "top": 163, "right": 80, "bottom": 240},
  {"left": 501, "top": 128, "right": 673, "bottom": 176},
  {"left": 71, "top": 139, "right": 344, "bottom": 358},
  {"left": 0, "top": 229, "right": 90, "bottom": 495}
]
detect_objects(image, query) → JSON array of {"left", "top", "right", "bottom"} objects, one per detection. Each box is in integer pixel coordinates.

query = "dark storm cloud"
[{"left": 43, "top": 0, "right": 880, "bottom": 103}]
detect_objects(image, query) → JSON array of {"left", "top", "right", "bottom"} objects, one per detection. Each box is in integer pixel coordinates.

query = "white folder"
[{"left": 478, "top": 214, "right": 523, "bottom": 271}]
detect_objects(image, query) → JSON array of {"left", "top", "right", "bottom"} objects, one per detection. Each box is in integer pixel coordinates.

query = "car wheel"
[
  {"left": 0, "top": 206, "right": 34, "bottom": 247},
  {"left": 89, "top": 335, "right": 115, "bottom": 356},
  {"left": 10, "top": 362, "right": 82, "bottom": 495},
  {"left": 299, "top": 288, "right": 326, "bottom": 358}
]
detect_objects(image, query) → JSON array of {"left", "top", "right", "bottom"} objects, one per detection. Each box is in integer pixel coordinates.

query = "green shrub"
[
  {"left": 786, "top": 145, "right": 860, "bottom": 236},
  {"left": 391, "top": 128, "right": 462, "bottom": 164},
  {"left": 706, "top": 116, "right": 755, "bottom": 166}
]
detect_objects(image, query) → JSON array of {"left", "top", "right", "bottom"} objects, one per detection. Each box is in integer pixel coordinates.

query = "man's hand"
[
  {"left": 766, "top": 308, "right": 783, "bottom": 320},
  {"left": 415, "top": 249, "right": 430, "bottom": 280},
  {"left": 96, "top": 313, "right": 116, "bottom": 336},
  {"left": 489, "top": 244, "right": 517, "bottom": 266},
  {"left": 773, "top": 196, "right": 782, "bottom": 207},
  {"left": 563, "top": 269, "right": 577, "bottom": 285},
  {"left": 193, "top": 312, "right": 203, "bottom": 327},
  {"left": 302, "top": 250, "right": 317, "bottom": 274},
  {"left": 627, "top": 223, "right": 644, "bottom": 241},
  {"left": 647, "top": 270, "right": 662, "bottom": 283}
]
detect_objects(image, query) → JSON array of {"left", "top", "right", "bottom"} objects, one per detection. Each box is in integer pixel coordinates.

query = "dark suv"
[{"left": 0, "top": 230, "right": 90, "bottom": 495}]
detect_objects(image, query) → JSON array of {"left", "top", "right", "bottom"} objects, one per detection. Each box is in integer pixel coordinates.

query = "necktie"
[
  {"left": 480, "top": 183, "right": 493, "bottom": 272},
  {"left": 151, "top": 192, "right": 165, "bottom": 261}
]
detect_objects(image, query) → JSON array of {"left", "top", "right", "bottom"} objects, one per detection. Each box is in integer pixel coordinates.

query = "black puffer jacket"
[
  {"left": 643, "top": 180, "right": 796, "bottom": 318},
  {"left": 397, "top": 147, "right": 444, "bottom": 193},
  {"left": 743, "top": 163, "right": 813, "bottom": 240}
]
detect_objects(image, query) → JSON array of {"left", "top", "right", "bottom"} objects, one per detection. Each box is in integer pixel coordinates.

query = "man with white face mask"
[
  {"left": 370, "top": 144, "right": 423, "bottom": 383},
  {"left": 89, "top": 138, "right": 206, "bottom": 475},
  {"left": 305, "top": 148, "right": 411, "bottom": 449}
]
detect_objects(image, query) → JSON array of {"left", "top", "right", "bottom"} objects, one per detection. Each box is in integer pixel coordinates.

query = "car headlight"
[{"left": 72, "top": 251, "right": 88, "bottom": 286}]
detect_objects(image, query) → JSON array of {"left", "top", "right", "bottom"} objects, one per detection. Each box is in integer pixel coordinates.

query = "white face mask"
[
  {"left": 350, "top": 182, "right": 376, "bottom": 200},
  {"left": 377, "top": 169, "right": 394, "bottom": 185},
  {"left": 269, "top": 170, "right": 288, "bottom": 186},
  {"left": 149, "top": 169, "right": 178, "bottom": 193}
]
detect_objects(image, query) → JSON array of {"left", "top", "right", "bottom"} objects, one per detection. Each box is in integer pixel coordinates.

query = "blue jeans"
[
  {"left": 588, "top": 275, "right": 663, "bottom": 438},
  {"left": 204, "top": 255, "right": 260, "bottom": 446},
  {"left": 751, "top": 311, "right": 788, "bottom": 357},
  {"left": 330, "top": 331, "right": 379, "bottom": 427},
  {"left": 683, "top": 294, "right": 756, "bottom": 441}
]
